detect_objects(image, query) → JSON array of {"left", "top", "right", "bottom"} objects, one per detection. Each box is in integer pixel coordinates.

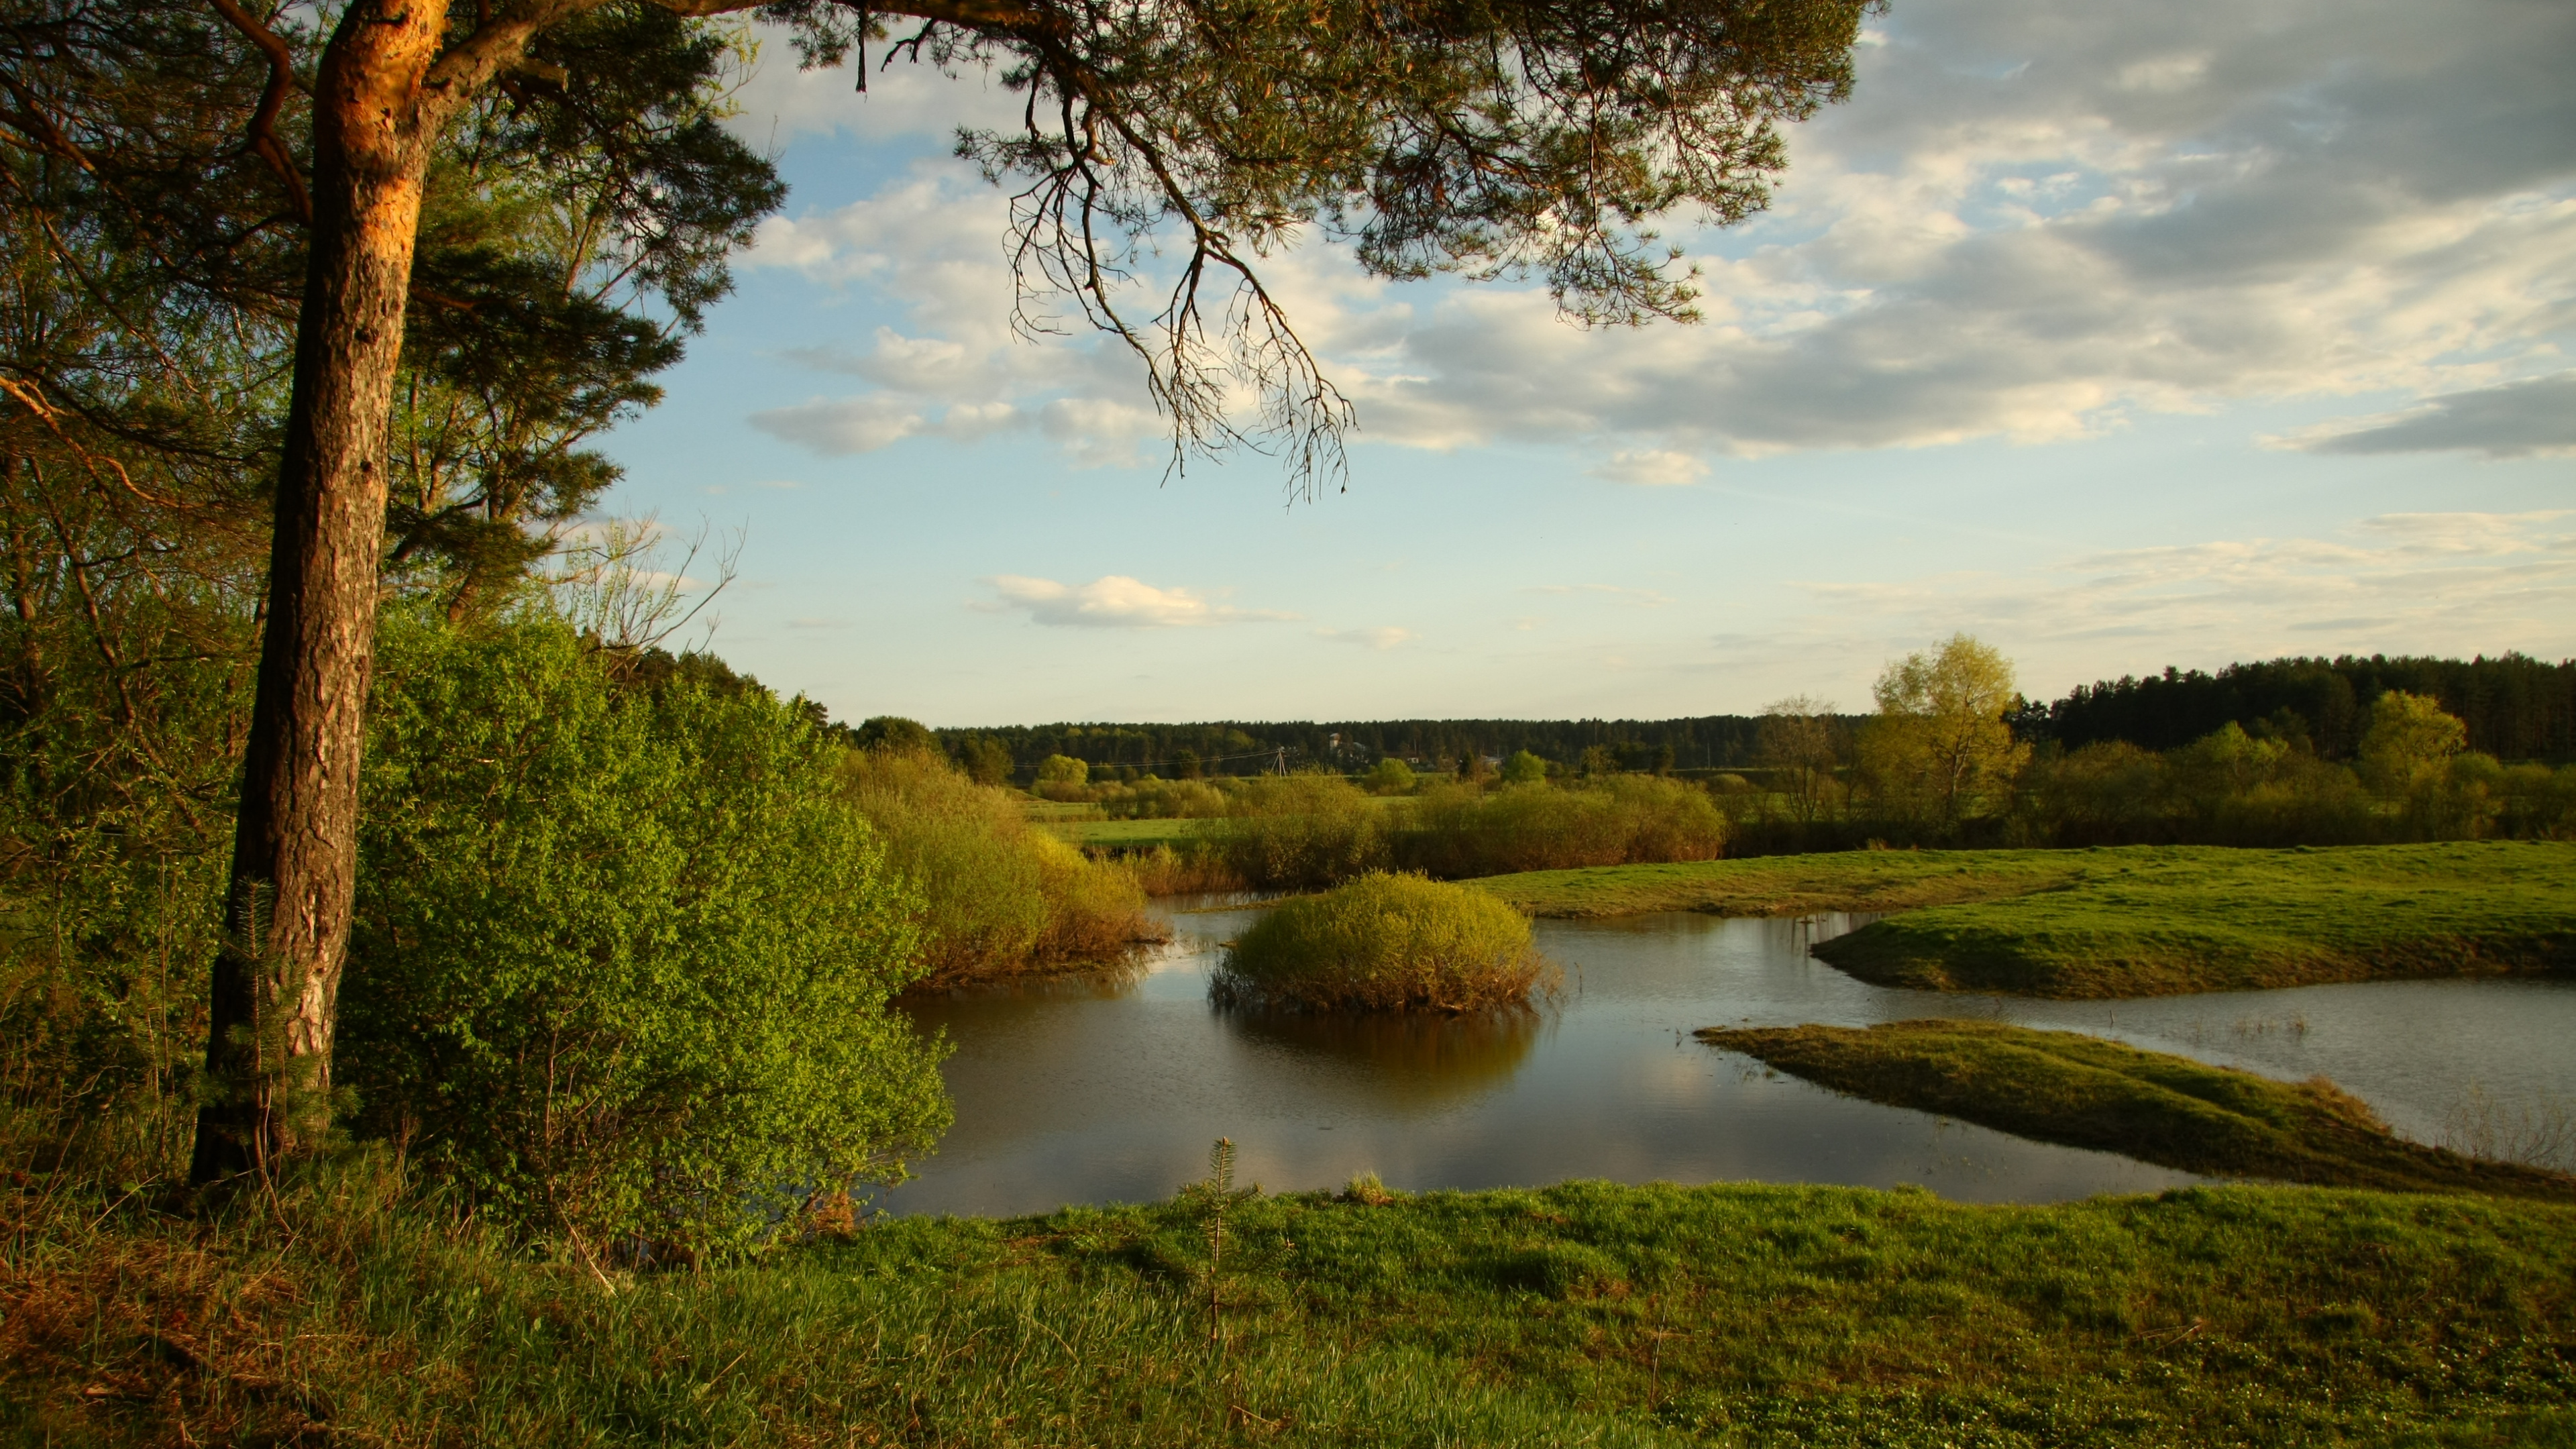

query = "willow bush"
[
  {"left": 1395, "top": 776, "right": 1728, "bottom": 877},
  {"left": 1213, "top": 872, "right": 1555, "bottom": 1013},
  {"left": 839, "top": 747, "right": 1161, "bottom": 984},
  {"left": 1208, "top": 771, "right": 1391, "bottom": 889},
  {"left": 345, "top": 610, "right": 951, "bottom": 1256}
]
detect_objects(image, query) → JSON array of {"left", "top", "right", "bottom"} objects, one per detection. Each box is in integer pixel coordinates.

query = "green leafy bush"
[
  {"left": 0, "top": 587, "right": 244, "bottom": 1180},
  {"left": 1365, "top": 757, "right": 1418, "bottom": 795},
  {"left": 1213, "top": 871, "right": 1554, "bottom": 1012},
  {"left": 343, "top": 610, "right": 950, "bottom": 1254}
]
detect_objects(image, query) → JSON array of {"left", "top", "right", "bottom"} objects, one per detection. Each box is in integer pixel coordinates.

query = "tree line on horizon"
[{"left": 925, "top": 651, "right": 2576, "bottom": 782}]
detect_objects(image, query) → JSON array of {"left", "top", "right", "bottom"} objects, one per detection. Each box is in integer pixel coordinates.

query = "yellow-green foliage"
[
  {"left": 1090, "top": 776, "right": 1232, "bottom": 819},
  {"left": 1364, "top": 756, "right": 1417, "bottom": 794},
  {"left": 1214, "top": 871, "right": 1554, "bottom": 1012},
  {"left": 1397, "top": 776, "right": 1727, "bottom": 877},
  {"left": 1209, "top": 771, "right": 1391, "bottom": 888},
  {"left": 839, "top": 750, "right": 1159, "bottom": 984},
  {"left": 1117, "top": 841, "right": 1248, "bottom": 896},
  {"left": 1854, "top": 633, "right": 2029, "bottom": 827}
]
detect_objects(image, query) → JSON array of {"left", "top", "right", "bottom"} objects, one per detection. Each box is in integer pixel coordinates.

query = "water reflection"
[
  {"left": 1216, "top": 1005, "right": 1546, "bottom": 1110},
  {"left": 881, "top": 902, "right": 2576, "bottom": 1219}
]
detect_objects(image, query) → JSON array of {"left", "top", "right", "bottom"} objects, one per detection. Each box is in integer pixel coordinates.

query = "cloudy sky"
[{"left": 594, "top": 0, "right": 2576, "bottom": 727}]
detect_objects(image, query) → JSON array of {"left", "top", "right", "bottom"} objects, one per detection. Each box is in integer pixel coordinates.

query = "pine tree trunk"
[{"left": 192, "top": 0, "right": 449, "bottom": 1183}]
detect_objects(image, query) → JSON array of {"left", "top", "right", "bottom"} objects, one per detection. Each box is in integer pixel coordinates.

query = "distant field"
[
  {"left": 1021, "top": 800, "right": 1104, "bottom": 822},
  {"left": 1045, "top": 798, "right": 1409, "bottom": 854},
  {"left": 1701, "top": 1018, "right": 2575, "bottom": 1199},
  {"left": 1468, "top": 847, "right": 2100, "bottom": 918},
  {"left": 1049, "top": 816, "right": 1213, "bottom": 851},
  {"left": 1474, "top": 842, "right": 2576, "bottom": 998}
]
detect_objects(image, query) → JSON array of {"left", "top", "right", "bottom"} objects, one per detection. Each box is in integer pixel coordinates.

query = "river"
[{"left": 883, "top": 899, "right": 2576, "bottom": 1216}]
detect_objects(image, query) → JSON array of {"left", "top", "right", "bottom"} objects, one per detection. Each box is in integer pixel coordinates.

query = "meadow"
[
  {"left": 1472, "top": 842, "right": 2576, "bottom": 997},
  {"left": 10, "top": 1159, "right": 2573, "bottom": 1447}
]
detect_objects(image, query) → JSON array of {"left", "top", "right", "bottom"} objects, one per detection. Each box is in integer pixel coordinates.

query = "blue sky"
[{"left": 592, "top": 0, "right": 2576, "bottom": 727}]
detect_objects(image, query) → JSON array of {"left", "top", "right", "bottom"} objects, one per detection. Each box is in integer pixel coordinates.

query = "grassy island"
[
  {"left": 1476, "top": 841, "right": 2576, "bottom": 998},
  {"left": 11, "top": 1167, "right": 2575, "bottom": 1446},
  {"left": 1699, "top": 1019, "right": 2576, "bottom": 1199},
  {"left": 1212, "top": 871, "right": 1557, "bottom": 1012}
]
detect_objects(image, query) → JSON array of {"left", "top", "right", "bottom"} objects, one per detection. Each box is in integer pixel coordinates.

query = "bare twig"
[{"left": 205, "top": 0, "right": 314, "bottom": 223}]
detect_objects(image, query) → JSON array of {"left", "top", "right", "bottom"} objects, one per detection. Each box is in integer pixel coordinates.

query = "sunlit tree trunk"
[{"left": 192, "top": 0, "right": 449, "bottom": 1182}]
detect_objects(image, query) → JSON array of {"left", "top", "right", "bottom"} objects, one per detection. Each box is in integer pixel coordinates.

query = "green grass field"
[
  {"left": 1053, "top": 815, "right": 1215, "bottom": 851},
  {"left": 1469, "top": 847, "right": 2102, "bottom": 918},
  {"left": 12, "top": 1165, "right": 2575, "bottom": 1446},
  {"left": 1475, "top": 842, "right": 2576, "bottom": 998},
  {"left": 1700, "top": 1019, "right": 2576, "bottom": 1199}
]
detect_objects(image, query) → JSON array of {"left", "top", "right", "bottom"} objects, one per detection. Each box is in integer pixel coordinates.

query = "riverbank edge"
[
  {"left": 1697, "top": 1018, "right": 2576, "bottom": 1201},
  {"left": 9, "top": 1165, "right": 2575, "bottom": 1446},
  {"left": 1473, "top": 841, "right": 2576, "bottom": 998}
]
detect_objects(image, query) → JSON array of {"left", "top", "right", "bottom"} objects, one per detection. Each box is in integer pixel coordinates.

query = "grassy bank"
[
  {"left": 1469, "top": 847, "right": 2101, "bottom": 918},
  {"left": 1475, "top": 842, "right": 2576, "bottom": 998},
  {"left": 1699, "top": 1019, "right": 2576, "bottom": 1199},
  {"left": 9, "top": 1165, "right": 2575, "bottom": 1446},
  {"left": 1813, "top": 842, "right": 2576, "bottom": 997}
]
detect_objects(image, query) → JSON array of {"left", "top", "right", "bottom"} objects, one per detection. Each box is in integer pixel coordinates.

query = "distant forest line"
[{"left": 928, "top": 653, "right": 2576, "bottom": 775}]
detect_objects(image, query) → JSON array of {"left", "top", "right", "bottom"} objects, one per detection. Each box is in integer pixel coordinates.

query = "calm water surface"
[{"left": 883, "top": 901, "right": 2576, "bottom": 1217}]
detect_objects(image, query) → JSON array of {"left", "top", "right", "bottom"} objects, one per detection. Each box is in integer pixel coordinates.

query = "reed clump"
[
  {"left": 1116, "top": 841, "right": 1250, "bottom": 896},
  {"left": 1213, "top": 871, "right": 1556, "bottom": 1012}
]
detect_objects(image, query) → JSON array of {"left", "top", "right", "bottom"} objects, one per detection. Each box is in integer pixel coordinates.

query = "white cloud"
[
  {"left": 1315, "top": 626, "right": 1416, "bottom": 649},
  {"left": 1590, "top": 449, "right": 1709, "bottom": 486},
  {"left": 1294, "top": 0, "right": 2576, "bottom": 460},
  {"left": 983, "top": 575, "right": 1299, "bottom": 629},
  {"left": 729, "top": 0, "right": 2575, "bottom": 474},
  {"left": 741, "top": 164, "right": 1166, "bottom": 467}
]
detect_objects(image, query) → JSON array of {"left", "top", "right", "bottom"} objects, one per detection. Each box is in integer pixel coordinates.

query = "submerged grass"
[
  {"left": 1477, "top": 842, "right": 2576, "bottom": 998},
  {"left": 1212, "top": 871, "right": 1556, "bottom": 1012},
  {"left": 9, "top": 1157, "right": 2576, "bottom": 1447},
  {"left": 1699, "top": 1019, "right": 2576, "bottom": 1200}
]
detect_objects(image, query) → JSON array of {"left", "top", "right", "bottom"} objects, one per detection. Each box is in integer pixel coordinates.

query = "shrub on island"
[{"left": 1213, "top": 871, "right": 1556, "bottom": 1012}]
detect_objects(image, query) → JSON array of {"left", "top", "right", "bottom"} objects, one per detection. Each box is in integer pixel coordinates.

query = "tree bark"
[{"left": 192, "top": 0, "right": 451, "bottom": 1183}]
